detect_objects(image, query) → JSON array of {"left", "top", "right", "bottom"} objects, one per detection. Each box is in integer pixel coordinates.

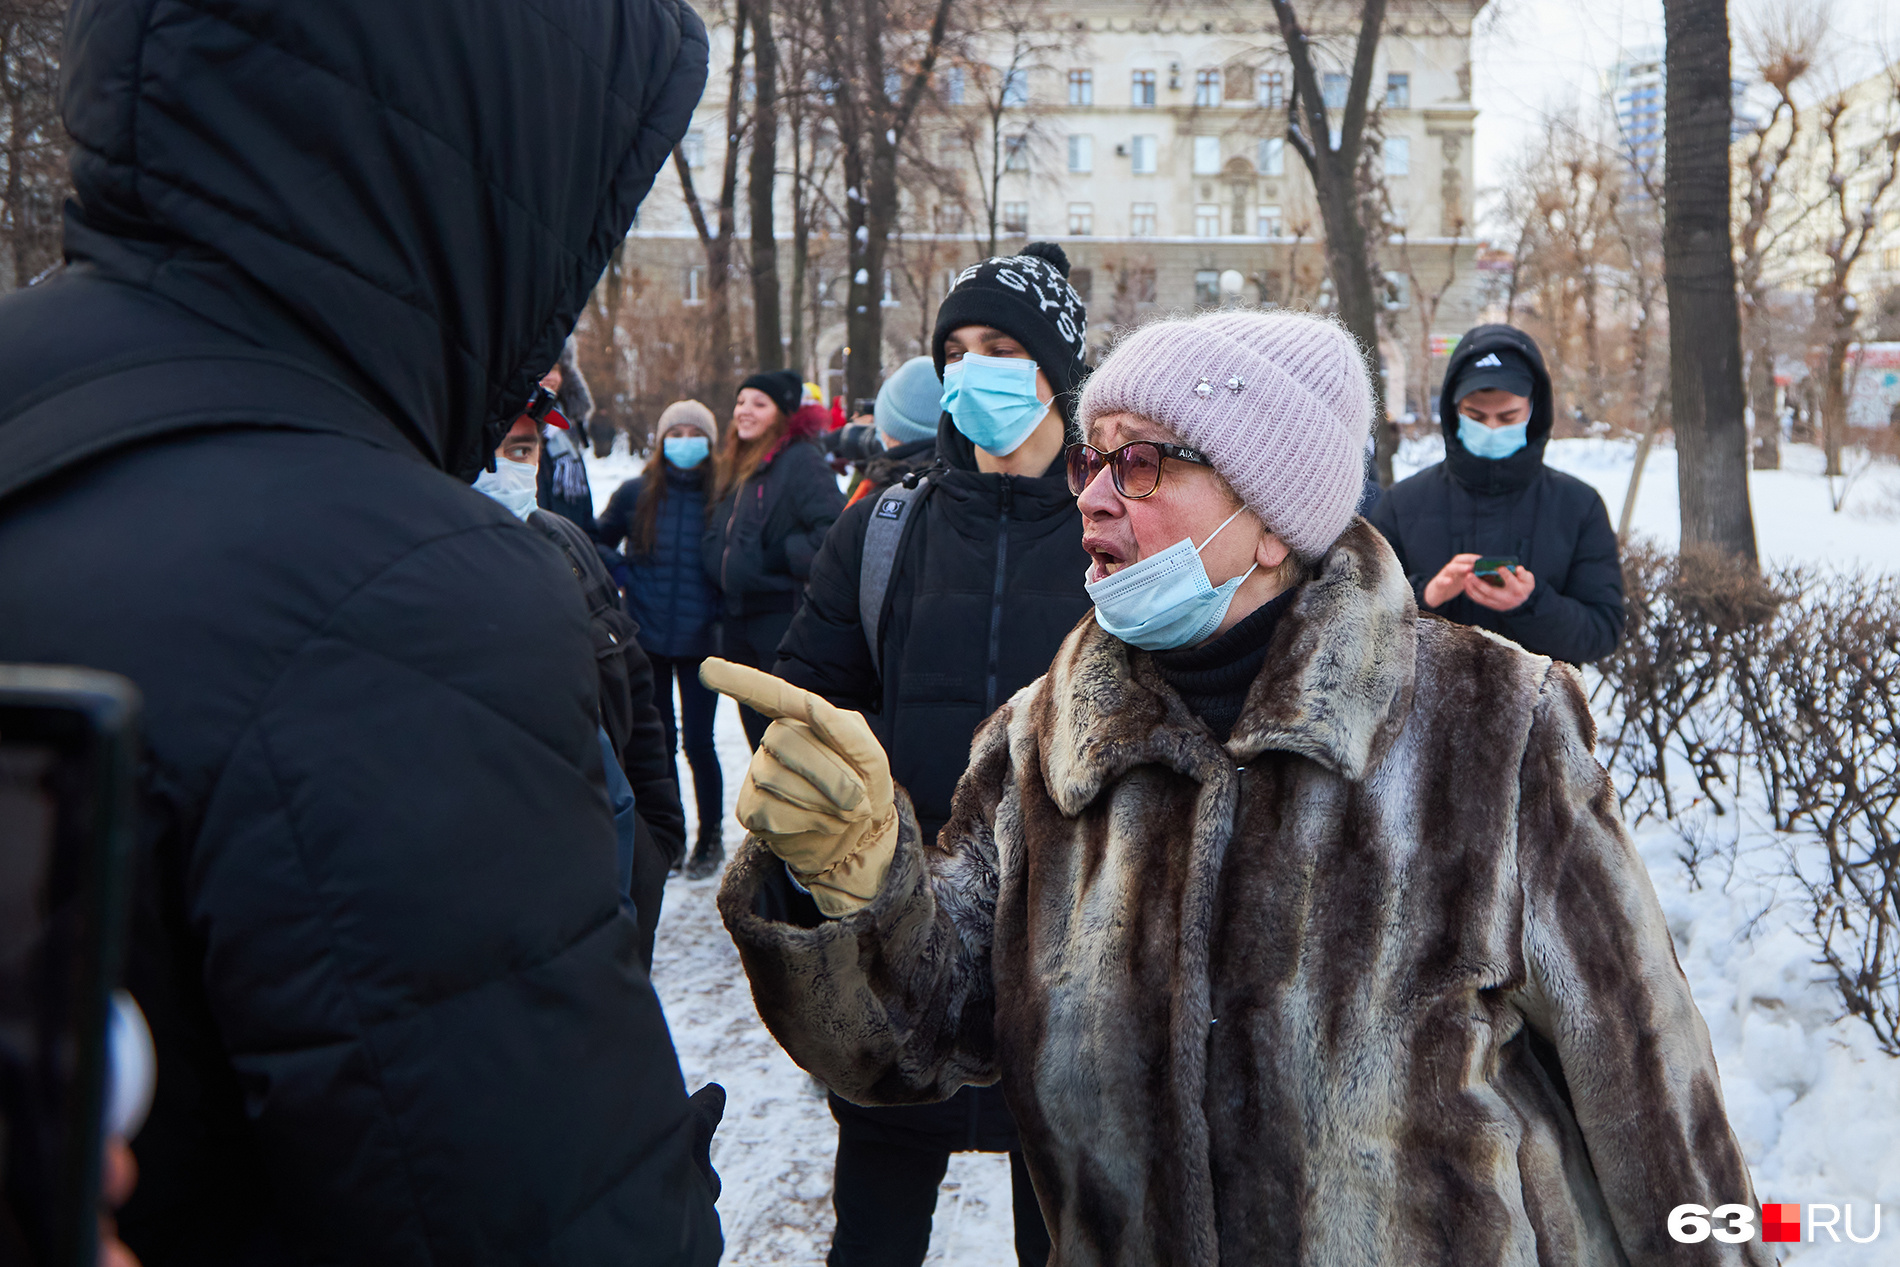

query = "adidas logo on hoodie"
[{"left": 1473, "top": 353, "right": 1502, "bottom": 367}]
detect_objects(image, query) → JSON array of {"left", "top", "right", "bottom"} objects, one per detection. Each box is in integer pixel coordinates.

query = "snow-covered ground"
[{"left": 587, "top": 438, "right": 1900, "bottom": 1264}]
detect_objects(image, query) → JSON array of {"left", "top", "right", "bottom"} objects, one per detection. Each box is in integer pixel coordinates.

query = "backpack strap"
[
  {"left": 857, "top": 474, "right": 932, "bottom": 678},
  {"left": 0, "top": 345, "right": 418, "bottom": 509}
]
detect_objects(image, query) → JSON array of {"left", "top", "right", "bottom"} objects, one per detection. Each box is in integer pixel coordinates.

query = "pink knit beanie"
[{"left": 1077, "top": 311, "right": 1372, "bottom": 559}]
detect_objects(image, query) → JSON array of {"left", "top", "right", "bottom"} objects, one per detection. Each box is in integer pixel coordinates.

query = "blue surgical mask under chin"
[
  {"left": 663, "top": 435, "right": 710, "bottom": 468},
  {"left": 1458, "top": 415, "right": 1530, "bottom": 460},
  {"left": 1085, "top": 506, "right": 1259, "bottom": 651},
  {"left": 473, "top": 457, "right": 539, "bottom": 520},
  {"left": 940, "top": 353, "right": 1051, "bottom": 457}
]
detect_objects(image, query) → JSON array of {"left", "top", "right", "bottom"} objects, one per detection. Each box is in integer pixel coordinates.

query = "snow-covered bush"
[{"left": 1593, "top": 544, "right": 1900, "bottom": 1055}]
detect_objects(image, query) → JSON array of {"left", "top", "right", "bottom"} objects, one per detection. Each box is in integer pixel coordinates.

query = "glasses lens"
[
  {"left": 1116, "top": 442, "right": 1163, "bottom": 497},
  {"left": 1066, "top": 444, "right": 1103, "bottom": 496}
]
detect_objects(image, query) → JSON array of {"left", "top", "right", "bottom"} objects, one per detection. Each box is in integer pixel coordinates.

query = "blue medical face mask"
[
  {"left": 1458, "top": 415, "right": 1529, "bottom": 460},
  {"left": 663, "top": 435, "right": 710, "bottom": 468},
  {"left": 939, "top": 353, "right": 1051, "bottom": 457},
  {"left": 1085, "top": 506, "right": 1259, "bottom": 651},
  {"left": 473, "top": 456, "right": 539, "bottom": 520}
]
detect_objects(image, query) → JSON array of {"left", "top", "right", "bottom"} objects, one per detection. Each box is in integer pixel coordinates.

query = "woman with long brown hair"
[
  {"left": 600, "top": 400, "right": 727, "bottom": 877},
  {"left": 700, "top": 369, "right": 845, "bottom": 758}
]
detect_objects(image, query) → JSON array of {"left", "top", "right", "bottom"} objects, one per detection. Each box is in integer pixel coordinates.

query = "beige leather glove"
[{"left": 699, "top": 658, "right": 898, "bottom": 917}]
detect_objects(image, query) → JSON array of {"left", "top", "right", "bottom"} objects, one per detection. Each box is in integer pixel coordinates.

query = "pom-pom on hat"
[
  {"left": 1077, "top": 311, "right": 1372, "bottom": 560},
  {"left": 931, "top": 242, "right": 1090, "bottom": 410}
]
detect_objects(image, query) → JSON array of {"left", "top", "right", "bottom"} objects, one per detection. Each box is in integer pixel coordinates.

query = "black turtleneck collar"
[{"left": 1151, "top": 585, "right": 1300, "bottom": 743}]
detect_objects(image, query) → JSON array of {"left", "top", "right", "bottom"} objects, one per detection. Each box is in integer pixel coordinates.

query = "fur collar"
[{"left": 1037, "top": 520, "right": 1417, "bottom": 815}]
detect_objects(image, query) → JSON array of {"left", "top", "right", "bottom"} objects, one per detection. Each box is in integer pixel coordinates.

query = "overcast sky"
[{"left": 1469, "top": 0, "right": 1895, "bottom": 231}]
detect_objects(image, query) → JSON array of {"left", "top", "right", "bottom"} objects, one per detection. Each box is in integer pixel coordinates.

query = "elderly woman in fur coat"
[{"left": 702, "top": 311, "right": 1769, "bottom": 1267}]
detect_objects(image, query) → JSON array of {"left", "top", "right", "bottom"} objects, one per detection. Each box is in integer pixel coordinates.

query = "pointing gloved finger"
[
  {"left": 760, "top": 720, "right": 867, "bottom": 814},
  {"left": 699, "top": 658, "right": 814, "bottom": 724},
  {"left": 748, "top": 740, "right": 868, "bottom": 820},
  {"left": 735, "top": 776, "right": 853, "bottom": 838}
]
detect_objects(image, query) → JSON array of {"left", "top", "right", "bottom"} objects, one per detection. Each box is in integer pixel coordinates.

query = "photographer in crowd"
[
  {"left": 1369, "top": 325, "right": 1625, "bottom": 665},
  {"left": 764, "top": 241, "right": 1094, "bottom": 1267},
  {"left": 708, "top": 309, "right": 1766, "bottom": 1267}
]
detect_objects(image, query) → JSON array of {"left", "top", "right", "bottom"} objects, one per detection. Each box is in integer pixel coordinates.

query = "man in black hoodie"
[
  {"left": 0, "top": 1, "right": 718, "bottom": 1262},
  {"left": 1369, "top": 325, "right": 1625, "bottom": 665},
  {"left": 767, "top": 242, "right": 1090, "bottom": 1266}
]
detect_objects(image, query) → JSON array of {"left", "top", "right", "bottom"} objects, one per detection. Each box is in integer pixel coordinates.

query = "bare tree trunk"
[
  {"left": 1821, "top": 335, "right": 1849, "bottom": 478},
  {"left": 1748, "top": 326, "right": 1781, "bottom": 469},
  {"left": 1662, "top": 0, "right": 1758, "bottom": 565},
  {"left": 748, "top": 0, "right": 784, "bottom": 371},
  {"left": 1273, "top": 0, "right": 1393, "bottom": 484}
]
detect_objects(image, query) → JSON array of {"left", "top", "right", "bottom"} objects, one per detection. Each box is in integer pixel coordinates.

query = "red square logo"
[{"left": 1763, "top": 1203, "right": 1801, "bottom": 1243}]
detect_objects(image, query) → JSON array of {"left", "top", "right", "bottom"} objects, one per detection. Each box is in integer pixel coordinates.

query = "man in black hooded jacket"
[
  {"left": 1369, "top": 324, "right": 1625, "bottom": 665},
  {"left": 0, "top": 1, "right": 718, "bottom": 1263},
  {"left": 768, "top": 242, "right": 1090, "bottom": 1267}
]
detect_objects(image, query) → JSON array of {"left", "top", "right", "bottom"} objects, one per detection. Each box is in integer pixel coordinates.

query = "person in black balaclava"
[{"left": 1368, "top": 324, "right": 1625, "bottom": 664}]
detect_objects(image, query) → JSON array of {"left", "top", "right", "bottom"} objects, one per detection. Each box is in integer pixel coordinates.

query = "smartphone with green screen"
[{"left": 1473, "top": 556, "right": 1519, "bottom": 587}]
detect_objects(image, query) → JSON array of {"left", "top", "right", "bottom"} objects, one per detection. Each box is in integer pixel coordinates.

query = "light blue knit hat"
[{"left": 874, "top": 356, "right": 945, "bottom": 445}]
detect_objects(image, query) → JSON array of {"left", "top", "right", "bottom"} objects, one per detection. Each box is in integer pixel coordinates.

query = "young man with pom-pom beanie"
[
  {"left": 706, "top": 308, "right": 1767, "bottom": 1266},
  {"left": 758, "top": 241, "right": 1093, "bottom": 1266}
]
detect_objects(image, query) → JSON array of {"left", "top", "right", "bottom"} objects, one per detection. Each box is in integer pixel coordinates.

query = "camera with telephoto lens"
[{"left": 828, "top": 422, "right": 881, "bottom": 464}]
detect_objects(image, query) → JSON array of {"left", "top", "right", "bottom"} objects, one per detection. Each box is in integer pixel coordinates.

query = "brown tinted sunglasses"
[{"left": 1065, "top": 440, "right": 1214, "bottom": 498}]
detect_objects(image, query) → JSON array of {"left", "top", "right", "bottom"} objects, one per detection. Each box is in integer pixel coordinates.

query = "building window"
[
  {"left": 1195, "top": 204, "right": 1221, "bottom": 237},
  {"left": 1386, "top": 73, "right": 1410, "bottom": 109},
  {"left": 1069, "top": 134, "right": 1094, "bottom": 173},
  {"left": 1069, "top": 69, "right": 1093, "bottom": 106},
  {"left": 1002, "top": 68, "right": 1029, "bottom": 108},
  {"left": 1004, "top": 135, "right": 1028, "bottom": 172},
  {"left": 684, "top": 266, "right": 705, "bottom": 304},
  {"left": 1132, "top": 69, "right": 1156, "bottom": 108},
  {"left": 1195, "top": 269, "right": 1221, "bottom": 307},
  {"left": 1193, "top": 136, "right": 1222, "bottom": 175},
  {"left": 1322, "top": 72, "right": 1349, "bottom": 110},
  {"left": 1130, "top": 134, "right": 1158, "bottom": 174},
  {"left": 1130, "top": 202, "right": 1157, "bottom": 235},
  {"left": 884, "top": 70, "right": 903, "bottom": 102},
  {"left": 1068, "top": 203, "right": 1094, "bottom": 235},
  {"left": 882, "top": 269, "right": 899, "bottom": 307},
  {"left": 944, "top": 66, "right": 965, "bottom": 105},
  {"left": 1259, "top": 70, "right": 1284, "bottom": 109},
  {"left": 1258, "top": 137, "right": 1284, "bottom": 176},
  {"left": 681, "top": 128, "right": 706, "bottom": 168},
  {"left": 932, "top": 204, "right": 963, "bottom": 233},
  {"left": 1194, "top": 68, "right": 1220, "bottom": 107},
  {"left": 1258, "top": 205, "right": 1283, "bottom": 237},
  {"left": 1002, "top": 201, "right": 1029, "bottom": 234},
  {"left": 1069, "top": 267, "right": 1093, "bottom": 302},
  {"left": 1383, "top": 135, "right": 1410, "bottom": 176}
]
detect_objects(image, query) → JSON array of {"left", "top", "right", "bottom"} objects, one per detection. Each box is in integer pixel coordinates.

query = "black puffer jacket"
[
  {"left": 774, "top": 413, "right": 1090, "bottom": 1154},
  {"left": 1369, "top": 325, "right": 1625, "bottom": 665},
  {"left": 702, "top": 436, "right": 845, "bottom": 618},
  {"left": 776, "top": 414, "right": 1092, "bottom": 845},
  {"left": 0, "top": 1, "right": 716, "bottom": 1263}
]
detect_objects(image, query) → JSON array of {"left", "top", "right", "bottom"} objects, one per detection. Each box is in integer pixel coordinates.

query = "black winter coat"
[
  {"left": 0, "top": 1, "right": 717, "bottom": 1263},
  {"left": 773, "top": 415, "right": 1090, "bottom": 1154},
  {"left": 604, "top": 465, "right": 723, "bottom": 660},
  {"left": 775, "top": 416, "right": 1093, "bottom": 846},
  {"left": 1369, "top": 325, "right": 1625, "bottom": 665},
  {"left": 703, "top": 438, "right": 846, "bottom": 618}
]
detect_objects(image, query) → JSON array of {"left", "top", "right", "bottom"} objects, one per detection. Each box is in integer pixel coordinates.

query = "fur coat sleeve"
[
  {"left": 717, "top": 707, "right": 1017, "bottom": 1105},
  {"left": 1510, "top": 667, "right": 1767, "bottom": 1264}
]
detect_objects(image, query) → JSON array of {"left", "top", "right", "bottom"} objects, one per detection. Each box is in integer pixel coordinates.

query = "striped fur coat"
[{"left": 720, "top": 521, "right": 1769, "bottom": 1266}]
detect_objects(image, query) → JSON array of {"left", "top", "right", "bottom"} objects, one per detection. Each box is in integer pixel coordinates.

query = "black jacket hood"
[
  {"left": 1436, "top": 324, "right": 1555, "bottom": 496},
  {"left": 59, "top": 0, "right": 708, "bottom": 481}
]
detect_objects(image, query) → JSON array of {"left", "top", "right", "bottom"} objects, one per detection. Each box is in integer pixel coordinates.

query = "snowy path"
[{"left": 592, "top": 440, "right": 1900, "bottom": 1263}]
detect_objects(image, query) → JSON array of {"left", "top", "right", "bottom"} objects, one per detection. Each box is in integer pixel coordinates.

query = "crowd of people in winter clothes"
[{"left": 0, "top": 2, "right": 1775, "bottom": 1265}]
